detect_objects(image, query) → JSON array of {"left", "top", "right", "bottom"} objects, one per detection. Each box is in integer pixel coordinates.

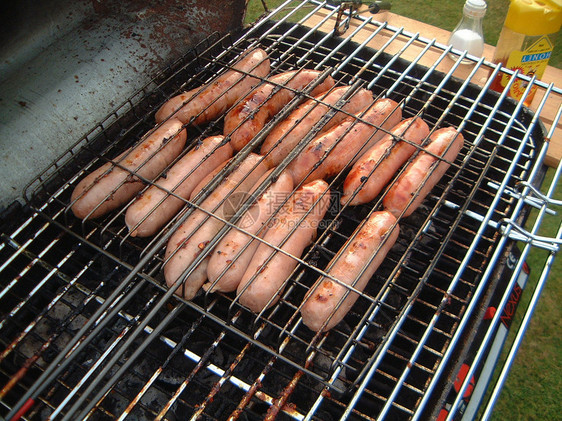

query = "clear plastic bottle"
[
  {"left": 448, "top": 0, "right": 487, "bottom": 63},
  {"left": 490, "top": 0, "right": 562, "bottom": 106}
]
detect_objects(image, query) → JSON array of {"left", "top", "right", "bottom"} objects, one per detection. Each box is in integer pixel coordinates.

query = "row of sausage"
[{"left": 69, "top": 47, "right": 464, "bottom": 332}]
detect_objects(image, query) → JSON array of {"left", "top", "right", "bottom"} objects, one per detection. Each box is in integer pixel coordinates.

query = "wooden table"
[{"left": 302, "top": 8, "right": 562, "bottom": 167}]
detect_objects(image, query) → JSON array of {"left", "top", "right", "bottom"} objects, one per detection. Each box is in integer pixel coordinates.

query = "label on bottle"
[{"left": 498, "top": 35, "right": 554, "bottom": 100}]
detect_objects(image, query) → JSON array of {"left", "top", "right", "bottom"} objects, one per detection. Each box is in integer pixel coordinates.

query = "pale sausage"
[
  {"left": 189, "top": 160, "right": 230, "bottom": 201},
  {"left": 125, "top": 135, "right": 233, "bottom": 237},
  {"left": 237, "top": 179, "right": 331, "bottom": 312},
  {"left": 300, "top": 211, "right": 399, "bottom": 332},
  {"left": 204, "top": 170, "right": 294, "bottom": 293},
  {"left": 164, "top": 153, "right": 268, "bottom": 299},
  {"left": 71, "top": 118, "right": 187, "bottom": 219}
]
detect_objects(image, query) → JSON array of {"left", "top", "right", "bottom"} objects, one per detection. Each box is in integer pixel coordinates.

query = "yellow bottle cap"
[{"left": 505, "top": 0, "right": 562, "bottom": 36}]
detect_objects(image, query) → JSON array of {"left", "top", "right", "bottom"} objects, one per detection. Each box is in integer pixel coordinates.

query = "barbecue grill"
[{"left": 1, "top": 1, "right": 561, "bottom": 420}]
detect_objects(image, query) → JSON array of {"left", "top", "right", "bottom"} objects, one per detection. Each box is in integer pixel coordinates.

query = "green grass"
[{"left": 245, "top": 1, "right": 562, "bottom": 420}]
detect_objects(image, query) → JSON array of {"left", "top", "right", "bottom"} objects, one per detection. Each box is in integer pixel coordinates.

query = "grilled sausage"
[
  {"left": 260, "top": 86, "right": 374, "bottom": 167},
  {"left": 204, "top": 170, "right": 294, "bottom": 293},
  {"left": 383, "top": 127, "right": 464, "bottom": 218},
  {"left": 300, "top": 210, "right": 399, "bottom": 332},
  {"left": 341, "top": 117, "right": 430, "bottom": 206},
  {"left": 71, "top": 118, "right": 187, "bottom": 219},
  {"left": 164, "top": 153, "right": 268, "bottom": 300},
  {"left": 224, "top": 70, "right": 336, "bottom": 152},
  {"left": 237, "top": 179, "right": 331, "bottom": 312},
  {"left": 124, "top": 135, "right": 233, "bottom": 237},
  {"left": 155, "top": 48, "right": 270, "bottom": 125},
  {"left": 286, "top": 98, "right": 402, "bottom": 185}
]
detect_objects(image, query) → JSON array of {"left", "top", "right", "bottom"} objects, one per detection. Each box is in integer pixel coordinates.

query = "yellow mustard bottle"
[{"left": 490, "top": 0, "right": 562, "bottom": 106}]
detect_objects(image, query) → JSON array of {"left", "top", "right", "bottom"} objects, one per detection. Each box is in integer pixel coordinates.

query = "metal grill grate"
[{"left": 1, "top": 1, "right": 561, "bottom": 420}]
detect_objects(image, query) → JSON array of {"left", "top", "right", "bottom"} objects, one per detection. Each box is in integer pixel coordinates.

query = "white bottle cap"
[{"left": 464, "top": 0, "right": 487, "bottom": 18}]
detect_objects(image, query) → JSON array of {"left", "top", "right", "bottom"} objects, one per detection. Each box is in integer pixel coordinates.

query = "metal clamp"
[
  {"left": 488, "top": 181, "right": 561, "bottom": 215},
  {"left": 486, "top": 181, "right": 562, "bottom": 252},
  {"left": 441, "top": 196, "right": 561, "bottom": 252},
  {"left": 497, "top": 218, "right": 562, "bottom": 252},
  {"left": 332, "top": 1, "right": 391, "bottom": 35}
]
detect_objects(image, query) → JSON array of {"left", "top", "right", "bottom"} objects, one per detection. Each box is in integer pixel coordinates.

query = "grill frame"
[{"left": 1, "top": 1, "right": 561, "bottom": 420}]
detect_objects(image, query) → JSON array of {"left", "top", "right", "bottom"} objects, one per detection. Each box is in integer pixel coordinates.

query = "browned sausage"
[
  {"left": 383, "top": 127, "right": 464, "bottom": 218},
  {"left": 300, "top": 211, "right": 399, "bottom": 332},
  {"left": 286, "top": 98, "right": 402, "bottom": 185},
  {"left": 260, "top": 86, "right": 374, "bottom": 167},
  {"left": 155, "top": 48, "right": 270, "bottom": 125},
  {"left": 71, "top": 118, "right": 187, "bottom": 219},
  {"left": 341, "top": 117, "right": 430, "bottom": 206},
  {"left": 224, "top": 70, "right": 336, "bottom": 151},
  {"left": 237, "top": 179, "right": 331, "bottom": 312},
  {"left": 125, "top": 135, "right": 233, "bottom": 237}
]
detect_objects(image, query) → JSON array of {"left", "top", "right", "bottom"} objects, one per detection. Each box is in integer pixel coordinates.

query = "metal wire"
[{"left": 0, "top": 1, "right": 560, "bottom": 420}]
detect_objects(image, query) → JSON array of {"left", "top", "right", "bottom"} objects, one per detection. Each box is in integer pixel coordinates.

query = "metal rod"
[
  {"left": 445, "top": 99, "right": 562, "bottom": 420},
  {"left": 418, "top": 82, "right": 555, "bottom": 421},
  {"left": 481, "top": 163, "right": 562, "bottom": 420}
]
